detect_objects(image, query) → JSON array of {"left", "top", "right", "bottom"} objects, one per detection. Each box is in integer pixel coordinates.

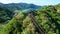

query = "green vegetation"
[
  {"left": 0, "top": 6, "right": 14, "bottom": 23},
  {"left": 0, "top": 4, "right": 60, "bottom": 34}
]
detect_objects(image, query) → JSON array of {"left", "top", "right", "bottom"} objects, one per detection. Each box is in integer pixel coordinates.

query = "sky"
[{"left": 0, "top": 0, "right": 60, "bottom": 6}]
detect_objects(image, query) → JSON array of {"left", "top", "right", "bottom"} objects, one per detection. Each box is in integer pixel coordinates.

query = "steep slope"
[
  {"left": 0, "top": 3, "right": 41, "bottom": 24},
  {"left": 34, "top": 4, "right": 60, "bottom": 34},
  {"left": 0, "top": 4, "right": 60, "bottom": 34},
  {"left": 0, "top": 6, "right": 14, "bottom": 23}
]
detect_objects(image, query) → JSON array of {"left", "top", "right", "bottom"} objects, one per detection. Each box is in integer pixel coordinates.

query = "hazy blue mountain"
[{"left": 0, "top": 3, "right": 41, "bottom": 11}]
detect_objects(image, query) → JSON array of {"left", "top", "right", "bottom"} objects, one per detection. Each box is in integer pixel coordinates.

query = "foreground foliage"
[{"left": 0, "top": 4, "right": 60, "bottom": 34}]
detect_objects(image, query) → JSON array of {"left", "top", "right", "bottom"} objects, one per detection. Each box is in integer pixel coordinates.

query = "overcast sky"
[{"left": 0, "top": 0, "right": 60, "bottom": 6}]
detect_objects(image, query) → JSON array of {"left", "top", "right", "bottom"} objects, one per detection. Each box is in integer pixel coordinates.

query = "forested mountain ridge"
[
  {"left": 0, "top": 6, "right": 14, "bottom": 23},
  {"left": 0, "top": 3, "right": 41, "bottom": 11},
  {"left": 0, "top": 4, "right": 60, "bottom": 34},
  {"left": 0, "top": 3, "right": 41, "bottom": 23}
]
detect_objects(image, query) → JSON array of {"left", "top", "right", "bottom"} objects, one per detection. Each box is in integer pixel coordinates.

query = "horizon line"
[{"left": 0, "top": 2, "right": 60, "bottom": 6}]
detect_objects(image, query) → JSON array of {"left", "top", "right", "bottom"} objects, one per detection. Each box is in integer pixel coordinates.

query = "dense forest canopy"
[
  {"left": 0, "top": 3, "right": 41, "bottom": 24},
  {"left": 0, "top": 6, "right": 14, "bottom": 23},
  {"left": 0, "top": 4, "right": 60, "bottom": 34}
]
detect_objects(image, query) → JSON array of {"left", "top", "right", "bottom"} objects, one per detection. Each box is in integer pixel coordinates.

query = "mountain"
[
  {"left": 0, "top": 3, "right": 41, "bottom": 23},
  {"left": 0, "top": 3, "right": 41, "bottom": 11},
  {"left": 0, "top": 6, "right": 14, "bottom": 23},
  {"left": 0, "top": 4, "right": 60, "bottom": 34}
]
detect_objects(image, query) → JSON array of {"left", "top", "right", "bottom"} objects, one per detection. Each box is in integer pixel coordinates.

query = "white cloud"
[
  {"left": 0, "top": 0, "right": 60, "bottom": 6},
  {"left": 0, "top": 0, "right": 24, "bottom": 4}
]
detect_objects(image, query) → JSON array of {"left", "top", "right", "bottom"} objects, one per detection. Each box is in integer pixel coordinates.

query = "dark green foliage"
[
  {"left": 34, "top": 5, "right": 60, "bottom": 34},
  {"left": 0, "top": 6, "right": 14, "bottom": 23},
  {"left": 0, "top": 4, "right": 60, "bottom": 34}
]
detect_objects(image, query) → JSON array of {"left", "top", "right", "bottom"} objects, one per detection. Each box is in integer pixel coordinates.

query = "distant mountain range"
[
  {"left": 0, "top": 3, "right": 41, "bottom": 23},
  {"left": 0, "top": 3, "right": 41, "bottom": 11}
]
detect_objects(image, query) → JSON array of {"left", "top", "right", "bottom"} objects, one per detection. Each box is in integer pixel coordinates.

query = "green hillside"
[
  {"left": 0, "top": 6, "right": 14, "bottom": 23},
  {"left": 0, "top": 4, "right": 60, "bottom": 34}
]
